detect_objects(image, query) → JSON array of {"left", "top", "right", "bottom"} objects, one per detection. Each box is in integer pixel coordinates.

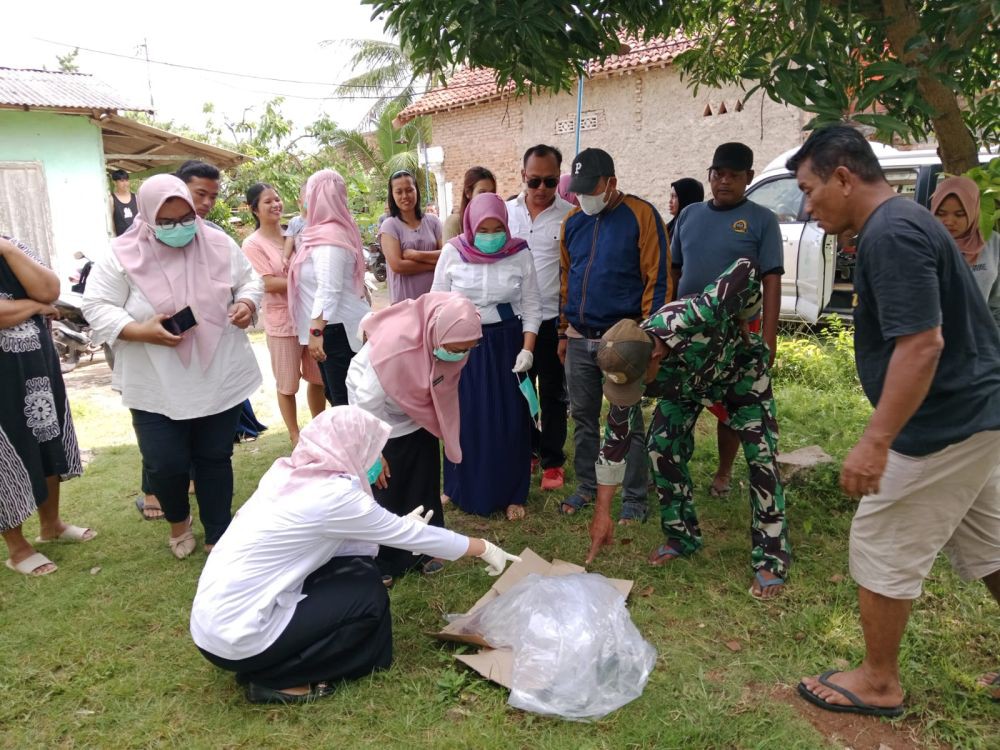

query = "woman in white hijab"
[{"left": 190, "top": 405, "right": 520, "bottom": 704}]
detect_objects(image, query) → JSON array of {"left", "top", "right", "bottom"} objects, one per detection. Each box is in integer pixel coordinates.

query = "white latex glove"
[
  {"left": 406, "top": 505, "right": 434, "bottom": 525},
  {"left": 478, "top": 540, "right": 522, "bottom": 576},
  {"left": 512, "top": 348, "right": 534, "bottom": 373}
]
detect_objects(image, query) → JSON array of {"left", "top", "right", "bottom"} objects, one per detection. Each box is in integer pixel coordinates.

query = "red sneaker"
[{"left": 541, "top": 467, "right": 565, "bottom": 490}]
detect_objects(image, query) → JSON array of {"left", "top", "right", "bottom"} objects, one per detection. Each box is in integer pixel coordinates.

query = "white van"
[{"left": 744, "top": 144, "right": 995, "bottom": 323}]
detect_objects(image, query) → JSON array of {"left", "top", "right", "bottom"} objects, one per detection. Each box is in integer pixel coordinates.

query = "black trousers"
[
  {"left": 529, "top": 317, "right": 568, "bottom": 469},
  {"left": 372, "top": 428, "right": 442, "bottom": 578},
  {"left": 199, "top": 556, "right": 392, "bottom": 690},
  {"left": 131, "top": 404, "right": 242, "bottom": 544},
  {"left": 319, "top": 323, "right": 355, "bottom": 406}
]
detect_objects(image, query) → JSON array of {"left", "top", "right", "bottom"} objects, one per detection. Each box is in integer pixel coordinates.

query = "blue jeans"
[
  {"left": 565, "top": 336, "right": 648, "bottom": 513},
  {"left": 130, "top": 403, "right": 242, "bottom": 544}
]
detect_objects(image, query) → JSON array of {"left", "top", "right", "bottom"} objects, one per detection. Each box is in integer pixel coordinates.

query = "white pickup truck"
[{"left": 744, "top": 144, "right": 995, "bottom": 323}]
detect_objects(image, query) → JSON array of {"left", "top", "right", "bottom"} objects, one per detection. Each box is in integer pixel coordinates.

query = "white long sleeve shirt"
[
  {"left": 294, "top": 245, "right": 371, "bottom": 351},
  {"left": 506, "top": 193, "right": 574, "bottom": 321},
  {"left": 430, "top": 242, "right": 542, "bottom": 334},
  {"left": 82, "top": 237, "right": 263, "bottom": 420},
  {"left": 346, "top": 343, "right": 420, "bottom": 438},
  {"left": 190, "top": 474, "right": 469, "bottom": 660}
]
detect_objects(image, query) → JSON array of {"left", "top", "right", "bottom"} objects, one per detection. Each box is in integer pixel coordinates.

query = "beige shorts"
[
  {"left": 266, "top": 335, "right": 323, "bottom": 395},
  {"left": 849, "top": 430, "right": 1000, "bottom": 599}
]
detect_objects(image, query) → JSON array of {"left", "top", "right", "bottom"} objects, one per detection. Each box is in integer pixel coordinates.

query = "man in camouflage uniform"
[{"left": 586, "top": 258, "right": 789, "bottom": 598}]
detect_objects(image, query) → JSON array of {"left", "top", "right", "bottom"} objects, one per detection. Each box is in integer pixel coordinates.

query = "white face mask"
[{"left": 578, "top": 192, "right": 609, "bottom": 216}]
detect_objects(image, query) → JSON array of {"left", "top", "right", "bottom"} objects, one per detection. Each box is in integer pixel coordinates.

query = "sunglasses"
[{"left": 526, "top": 176, "right": 559, "bottom": 189}]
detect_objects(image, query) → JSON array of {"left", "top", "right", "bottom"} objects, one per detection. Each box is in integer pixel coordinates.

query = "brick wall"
[{"left": 431, "top": 66, "right": 808, "bottom": 220}]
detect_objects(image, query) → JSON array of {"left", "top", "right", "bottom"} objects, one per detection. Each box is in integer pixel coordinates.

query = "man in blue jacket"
[{"left": 557, "top": 147, "right": 670, "bottom": 521}]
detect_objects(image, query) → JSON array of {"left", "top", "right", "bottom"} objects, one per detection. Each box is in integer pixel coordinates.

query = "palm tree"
[{"left": 327, "top": 38, "right": 426, "bottom": 128}]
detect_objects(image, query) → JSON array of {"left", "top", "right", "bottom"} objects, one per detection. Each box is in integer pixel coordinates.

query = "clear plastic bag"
[{"left": 450, "top": 572, "right": 656, "bottom": 720}]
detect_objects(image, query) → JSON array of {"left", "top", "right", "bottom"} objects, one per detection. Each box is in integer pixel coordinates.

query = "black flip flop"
[
  {"left": 135, "top": 496, "right": 164, "bottom": 521},
  {"left": 797, "top": 670, "right": 904, "bottom": 718},
  {"left": 246, "top": 681, "right": 333, "bottom": 705}
]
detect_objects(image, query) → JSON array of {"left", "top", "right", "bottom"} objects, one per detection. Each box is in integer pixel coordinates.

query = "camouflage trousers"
[{"left": 644, "top": 390, "right": 791, "bottom": 577}]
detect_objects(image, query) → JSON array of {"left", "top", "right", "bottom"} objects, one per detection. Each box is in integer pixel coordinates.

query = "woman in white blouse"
[
  {"left": 347, "top": 292, "right": 481, "bottom": 584},
  {"left": 83, "top": 175, "right": 263, "bottom": 559},
  {"left": 190, "top": 406, "right": 520, "bottom": 705},
  {"left": 288, "top": 169, "right": 371, "bottom": 405},
  {"left": 431, "top": 193, "right": 542, "bottom": 520}
]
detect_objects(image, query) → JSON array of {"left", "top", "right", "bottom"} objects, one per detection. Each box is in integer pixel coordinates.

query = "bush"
[{"left": 771, "top": 315, "right": 859, "bottom": 392}]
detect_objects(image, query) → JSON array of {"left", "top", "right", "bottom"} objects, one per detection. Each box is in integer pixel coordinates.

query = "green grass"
[{"left": 1, "top": 331, "right": 998, "bottom": 749}]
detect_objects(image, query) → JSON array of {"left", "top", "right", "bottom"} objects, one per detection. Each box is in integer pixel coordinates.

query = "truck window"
[
  {"left": 746, "top": 177, "right": 803, "bottom": 222},
  {"left": 884, "top": 168, "right": 920, "bottom": 198}
]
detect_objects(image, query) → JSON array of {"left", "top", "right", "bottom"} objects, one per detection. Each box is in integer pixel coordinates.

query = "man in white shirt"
[{"left": 507, "top": 145, "right": 574, "bottom": 490}]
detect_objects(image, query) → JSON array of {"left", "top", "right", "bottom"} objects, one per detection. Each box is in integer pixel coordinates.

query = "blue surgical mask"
[
  {"left": 366, "top": 457, "right": 383, "bottom": 485},
  {"left": 517, "top": 374, "right": 541, "bottom": 428},
  {"left": 433, "top": 347, "right": 468, "bottom": 362},
  {"left": 155, "top": 221, "right": 197, "bottom": 248},
  {"left": 474, "top": 231, "right": 507, "bottom": 254}
]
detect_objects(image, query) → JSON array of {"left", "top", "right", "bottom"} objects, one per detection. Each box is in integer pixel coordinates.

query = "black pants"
[
  {"left": 372, "top": 428, "right": 442, "bottom": 578},
  {"left": 529, "top": 317, "right": 567, "bottom": 469},
  {"left": 130, "top": 404, "right": 242, "bottom": 545},
  {"left": 199, "top": 557, "right": 392, "bottom": 690},
  {"left": 319, "top": 323, "right": 355, "bottom": 406}
]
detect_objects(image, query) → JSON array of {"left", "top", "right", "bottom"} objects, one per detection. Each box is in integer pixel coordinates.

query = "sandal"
[
  {"left": 168, "top": 518, "right": 196, "bottom": 560},
  {"left": 135, "top": 495, "right": 165, "bottom": 521},
  {"left": 709, "top": 475, "right": 732, "bottom": 497},
  {"left": 5, "top": 551, "right": 57, "bottom": 576},
  {"left": 648, "top": 542, "right": 684, "bottom": 566},
  {"left": 246, "top": 681, "right": 333, "bottom": 705},
  {"left": 422, "top": 558, "right": 445, "bottom": 575},
  {"left": 618, "top": 500, "right": 648, "bottom": 525},
  {"left": 558, "top": 493, "right": 590, "bottom": 515},
  {"left": 749, "top": 569, "right": 785, "bottom": 599},
  {"left": 797, "top": 670, "right": 904, "bottom": 717},
  {"left": 505, "top": 504, "right": 526, "bottom": 521},
  {"left": 35, "top": 525, "right": 97, "bottom": 544}
]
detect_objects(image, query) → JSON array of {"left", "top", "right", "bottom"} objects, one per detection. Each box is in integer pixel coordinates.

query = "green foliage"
[
  {"left": 56, "top": 47, "right": 80, "bottom": 73},
  {"left": 963, "top": 157, "right": 1000, "bottom": 241},
  {"left": 771, "top": 316, "right": 857, "bottom": 393},
  {"left": 330, "top": 38, "right": 426, "bottom": 127},
  {"left": 366, "top": 0, "right": 1000, "bottom": 171}
]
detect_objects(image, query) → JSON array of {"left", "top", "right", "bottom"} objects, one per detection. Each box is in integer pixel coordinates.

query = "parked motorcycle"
[
  {"left": 364, "top": 241, "right": 387, "bottom": 283},
  {"left": 52, "top": 251, "right": 113, "bottom": 372}
]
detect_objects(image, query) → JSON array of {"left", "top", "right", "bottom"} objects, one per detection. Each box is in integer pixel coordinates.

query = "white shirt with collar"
[
  {"left": 506, "top": 193, "right": 574, "bottom": 321},
  {"left": 294, "top": 244, "right": 371, "bottom": 351},
  {"left": 82, "top": 236, "right": 263, "bottom": 421},
  {"left": 190, "top": 473, "right": 469, "bottom": 660},
  {"left": 346, "top": 342, "right": 420, "bottom": 438}
]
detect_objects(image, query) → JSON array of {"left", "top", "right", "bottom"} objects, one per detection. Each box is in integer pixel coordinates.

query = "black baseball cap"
[
  {"left": 595, "top": 319, "right": 654, "bottom": 406},
  {"left": 568, "top": 148, "right": 615, "bottom": 194},
  {"left": 710, "top": 142, "right": 754, "bottom": 172}
]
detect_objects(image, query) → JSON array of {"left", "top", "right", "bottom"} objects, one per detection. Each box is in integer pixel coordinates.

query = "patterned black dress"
[{"left": 0, "top": 236, "right": 82, "bottom": 531}]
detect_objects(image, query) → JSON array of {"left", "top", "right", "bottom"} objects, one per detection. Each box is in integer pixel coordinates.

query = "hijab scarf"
[
  {"left": 454, "top": 193, "right": 528, "bottom": 264},
  {"left": 930, "top": 176, "right": 986, "bottom": 265}
]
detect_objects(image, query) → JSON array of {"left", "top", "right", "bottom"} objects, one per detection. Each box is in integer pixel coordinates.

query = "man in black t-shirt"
[
  {"left": 108, "top": 169, "right": 137, "bottom": 237},
  {"left": 787, "top": 126, "right": 1000, "bottom": 717}
]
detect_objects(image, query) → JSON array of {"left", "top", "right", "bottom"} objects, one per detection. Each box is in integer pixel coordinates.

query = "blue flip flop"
[
  {"left": 749, "top": 569, "right": 785, "bottom": 599},
  {"left": 798, "top": 670, "right": 904, "bottom": 718}
]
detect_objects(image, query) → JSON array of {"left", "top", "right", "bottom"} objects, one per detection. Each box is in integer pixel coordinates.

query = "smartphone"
[{"left": 162, "top": 306, "right": 197, "bottom": 335}]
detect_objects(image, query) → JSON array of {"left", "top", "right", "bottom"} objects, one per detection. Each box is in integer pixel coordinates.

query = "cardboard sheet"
[{"left": 429, "top": 547, "right": 634, "bottom": 689}]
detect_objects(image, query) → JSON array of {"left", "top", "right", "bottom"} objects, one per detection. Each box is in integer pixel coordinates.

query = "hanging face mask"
[
  {"left": 577, "top": 192, "right": 609, "bottom": 216},
  {"left": 155, "top": 220, "right": 197, "bottom": 248},
  {"left": 433, "top": 347, "right": 468, "bottom": 362},
  {"left": 474, "top": 231, "right": 507, "bottom": 254},
  {"left": 516, "top": 374, "right": 542, "bottom": 429},
  {"left": 366, "top": 457, "right": 383, "bottom": 485}
]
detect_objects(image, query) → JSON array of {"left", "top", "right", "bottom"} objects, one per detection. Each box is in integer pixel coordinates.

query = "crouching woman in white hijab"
[{"left": 190, "top": 405, "right": 520, "bottom": 705}]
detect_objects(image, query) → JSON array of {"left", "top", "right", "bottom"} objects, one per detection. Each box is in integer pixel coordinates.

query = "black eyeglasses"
[
  {"left": 390, "top": 170, "right": 413, "bottom": 180},
  {"left": 526, "top": 176, "right": 559, "bottom": 189},
  {"left": 155, "top": 216, "right": 197, "bottom": 230}
]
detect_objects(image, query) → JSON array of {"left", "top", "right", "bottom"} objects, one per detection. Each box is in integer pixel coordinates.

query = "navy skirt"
[{"left": 444, "top": 317, "right": 530, "bottom": 516}]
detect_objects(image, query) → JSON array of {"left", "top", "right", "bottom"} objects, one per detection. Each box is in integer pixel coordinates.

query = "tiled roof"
[
  {"left": 397, "top": 33, "right": 696, "bottom": 122},
  {"left": 0, "top": 67, "right": 148, "bottom": 112}
]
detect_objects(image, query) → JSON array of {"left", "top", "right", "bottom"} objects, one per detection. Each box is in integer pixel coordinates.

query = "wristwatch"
[{"left": 310, "top": 327, "right": 323, "bottom": 338}]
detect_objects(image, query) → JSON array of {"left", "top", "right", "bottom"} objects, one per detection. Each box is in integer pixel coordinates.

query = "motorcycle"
[
  {"left": 52, "top": 251, "right": 113, "bottom": 372},
  {"left": 364, "top": 241, "right": 387, "bottom": 283}
]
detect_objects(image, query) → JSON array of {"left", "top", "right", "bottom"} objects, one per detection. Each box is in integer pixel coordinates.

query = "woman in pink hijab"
[
  {"left": 347, "top": 292, "right": 482, "bottom": 584},
  {"left": 83, "top": 174, "right": 263, "bottom": 559},
  {"left": 431, "top": 193, "right": 542, "bottom": 521},
  {"left": 931, "top": 176, "right": 1000, "bottom": 328},
  {"left": 190, "top": 405, "right": 520, "bottom": 705},
  {"left": 288, "top": 169, "right": 371, "bottom": 406}
]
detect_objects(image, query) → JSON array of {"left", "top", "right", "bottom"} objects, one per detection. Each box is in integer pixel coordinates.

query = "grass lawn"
[{"left": 1, "top": 328, "right": 997, "bottom": 749}]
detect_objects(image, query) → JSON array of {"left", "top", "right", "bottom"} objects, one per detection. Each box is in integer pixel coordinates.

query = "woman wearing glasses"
[
  {"left": 83, "top": 174, "right": 263, "bottom": 559},
  {"left": 431, "top": 193, "right": 541, "bottom": 521},
  {"left": 288, "top": 169, "right": 372, "bottom": 406},
  {"left": 442, "top": 166, "right": 497, "bottom": 242},
  {"left": 346, "top": 292, "right": 482, "bottom": 584},
  {"left": 379, "top": 170, "right": 443, "bottom": 304}
]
